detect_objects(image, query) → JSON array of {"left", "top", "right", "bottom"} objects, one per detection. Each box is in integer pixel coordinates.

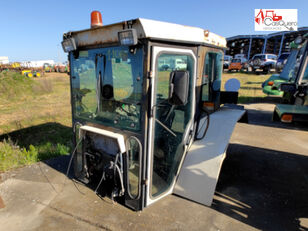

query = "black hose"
[
  {"left": 66, "top": 137, "right": 83, "bottom": 178},
  {"left": 64, "top": 136, "right": 85, "bottom": 195}
]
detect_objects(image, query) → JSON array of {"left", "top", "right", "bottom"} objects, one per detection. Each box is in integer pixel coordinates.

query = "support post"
[
  {"left": 247, "top": 37, "right": 252, "bottom": 59},
  {"left": 262, "top": 37, "right": 267, "bottom": 54},
  {"left": 278, "top": 33, "right": 285, "bottom": 57}
]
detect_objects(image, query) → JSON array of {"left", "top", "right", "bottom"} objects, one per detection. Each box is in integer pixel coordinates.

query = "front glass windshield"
[
  {"left": 280, "top": 41, "right": 307, "bottom": 81},
  {"left": 253, "top": 55, "right": 265, "bottom": 60},
  {"left": 232, "top": 59, "right": 240, "bottom": 63},
  {"left": 278, "top": 53, "right": 289, "bottom": 60},
  {"left": 70, "top": 46, "right": 144, "bottom": 131},
  {"left": 302, "top": 60, "right": 308, "bottom": 83}
]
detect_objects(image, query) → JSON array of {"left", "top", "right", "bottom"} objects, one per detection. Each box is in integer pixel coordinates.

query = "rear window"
[
  {"left": 253, "top": 55, "right": 265, "bottom": 60},
  {"left": 232, "top": 59, "right": 241, "bottom": 63},
  {"left": 278, "top": 53, "right": 289, "bottom": 60},
  {"left": 267, "top": 55, "right": 277, "bottom": 60}
]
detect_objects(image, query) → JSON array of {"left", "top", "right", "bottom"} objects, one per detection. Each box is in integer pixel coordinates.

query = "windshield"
[
  {"left": 232, "top": 59, "right": 240, "bottom": 63},
  {"left": 253, "top": 55, "right": 265, "bottom": 60},
  {"left": 70, "top": 46, "right": 144, "bottom": 131},
  {"left": 280, "top": 41, "right": 307, "bottom": 81},
  {"left": 302, "top": 61, "right": 308, "bottom": 83},
  {"left": 278, "top": 53, "right": 289, "bottom": 60}
]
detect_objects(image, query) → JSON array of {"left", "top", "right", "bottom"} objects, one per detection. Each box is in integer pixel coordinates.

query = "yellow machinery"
[{"left": 21, "top": 70, "right": 42, "bottom": 78}]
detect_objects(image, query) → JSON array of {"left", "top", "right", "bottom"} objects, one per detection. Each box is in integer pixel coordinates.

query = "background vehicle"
[
  {"left": 262, "top": 49, "right": 300, "bottom": 95},
  {"left": 273, "top": 34, "right": 308, "bottom": 123},
  {"left": 228, "top": 58, "right": 248, "bottom": 72},
  {"left": 43, "top": 63, "right": 53, "bottom": 72},
  {"left": 234, "top": 54, "right": 247, "bottom": 59},
  {"left": 250, "top": 53, "right": 277, "bottom": 73},
  {"left": 223, "top": 55, "right": 232, "bottom": 69},
  {"left": 276, "top": 52, "right": 290, "bottom": 72},
  {"left": 54, "top": 63, "right": 68, "bottom": 72},
  {"left": 62, "top": 12, "right": 245, "bottom": 211}
]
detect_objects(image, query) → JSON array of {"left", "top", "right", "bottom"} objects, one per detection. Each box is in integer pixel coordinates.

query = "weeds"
[
  {"left": 0, "top": 138, "right": 70, "bottom": 172},
  {"left": 0, "top": 139, "right": 38, "bottom": 172},
  {"left": 0, "top": 72, "right": 71, "bottom": 172}
]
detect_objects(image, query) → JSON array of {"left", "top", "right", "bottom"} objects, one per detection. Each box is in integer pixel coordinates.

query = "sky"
[{"left": 0, "top": 0, "right": 307, "bottom": 62}]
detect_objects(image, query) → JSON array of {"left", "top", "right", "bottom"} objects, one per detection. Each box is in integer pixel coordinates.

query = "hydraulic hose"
[
  {"left": 66, "top": 137, "right": 83, "bottom": 178},
  {"left": 195, "top": 107, "right": 210, "bottom": 141},
  {"left": 94, "top": 153, "right": 125, "bottom": 197}
]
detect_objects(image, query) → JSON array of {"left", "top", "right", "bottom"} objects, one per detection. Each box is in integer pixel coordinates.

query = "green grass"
[
  {"left": 222, "top": 72, "right": 272, "bottom": 103},
  {"left": 0, "top": 69, "right": 275, "bottom": 172},
  {"left": 0, "top": 71, "right": 72, "bottom": 172},
  {"left": 0, "top": 139, "right": 38, "bottom": 172}
]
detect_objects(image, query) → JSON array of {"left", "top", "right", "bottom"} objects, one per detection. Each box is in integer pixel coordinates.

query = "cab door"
[{"left": 145, "top": 46, "right": 197, "bottom": 206}]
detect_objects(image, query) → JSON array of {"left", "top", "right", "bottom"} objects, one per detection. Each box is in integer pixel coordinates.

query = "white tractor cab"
[{"left": 62, "top": 11, "right": 246, "bottom": 211}]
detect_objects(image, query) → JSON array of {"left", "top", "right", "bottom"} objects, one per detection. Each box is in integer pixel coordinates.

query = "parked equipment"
[
  {"left": 262, "top": 47, "right": 300, "bottom": 96},
  {"left": 62, "top": 11, "right": 245, "bottom": 211},
  {"left": 21, "top": 69, "right": 43, "bottom": 78},
  {"left": 273, "top": 34, "right": 308, "bottom": 123}
]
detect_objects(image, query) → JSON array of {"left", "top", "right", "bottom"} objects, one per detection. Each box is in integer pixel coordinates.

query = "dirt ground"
[
  {"left": 0, "top": 71, "right": 308, "bottom": 230},
  {"left": 0, "top": 102, "right": 308, "bottom": 231}
]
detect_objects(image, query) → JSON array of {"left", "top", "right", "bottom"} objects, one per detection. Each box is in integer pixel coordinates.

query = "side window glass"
[
  {"left": 71, "top": 56, "right": 97, "bottom": 116},
  {"left": 152, "top": 53, "right": 194, "bottom": 197},
  {"left": 302, "top": 60, "right": 308, "bottom": 82},
  {"left": 202, "top": 52, "right": 222, "bottom": 101},
  {"left": 126, "top": 137, "right": 141, "bottom": 199}
]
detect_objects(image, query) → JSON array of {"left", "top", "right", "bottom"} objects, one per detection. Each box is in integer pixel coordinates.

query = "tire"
[
  {"left": 253, "top": 58, "right": 261, "bottom": 66},
  {"left": 294, "top": 96, "right": 304, "bottom": 105},
  {"left": 263, "top": 66, "right": 269, "bottom": 74},
  {"left": 273, "top": 111, "right": 279, "bottom": 122}
]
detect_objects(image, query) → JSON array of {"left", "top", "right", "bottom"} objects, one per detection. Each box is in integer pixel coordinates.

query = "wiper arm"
[
  {"left": 155, "top": 118, "right": 177, "bottom": 137},
  {"left": 95, "top": 54, "right": 106, "bottom": 113},
  {"left": 97, "top": 71, "right": 102, "bottom": 112}
]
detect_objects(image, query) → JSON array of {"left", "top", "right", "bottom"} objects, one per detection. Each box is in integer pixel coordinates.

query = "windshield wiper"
[
  {"left": 155, "top": 118, "right": 177, "bottom": 137},
  {"left": 95, "top": 54, "right": 106, "bottom": 113}
]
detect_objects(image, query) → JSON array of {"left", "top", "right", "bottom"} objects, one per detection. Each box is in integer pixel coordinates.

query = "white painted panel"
[
  {"left": 79, "top": 125, "right": 126, "bottom": 153},
  {"left": 146, "top": 47, "right": 197, "bottom": 207},
  {"left": 173, "top": 108, "right": 245, "bottom": 206}
]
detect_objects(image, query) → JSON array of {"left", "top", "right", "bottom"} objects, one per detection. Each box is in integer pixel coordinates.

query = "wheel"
[
  {"left": 273, "top": 110, "right": 279, "bottom": 121},
  {"left": 263, "top": 66, "right": 269, "bottom": 74},
  {"left": 294, "top": 96, "right": 304, "bottom": 105},
  {"left": 253, "top": 58, "right": 261, "bottom": 66},
  {"left": 36, "top": 72, "right": 41, "bottom": 77}
]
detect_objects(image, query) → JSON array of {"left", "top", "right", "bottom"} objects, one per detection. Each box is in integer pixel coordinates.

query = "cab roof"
[{"left": 64, "top": 18, "right": 227, "bottom": 49}]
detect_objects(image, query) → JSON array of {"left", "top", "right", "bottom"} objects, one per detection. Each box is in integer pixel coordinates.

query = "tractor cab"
[{"left": 62, "top": 11, "right": 245, "bottom": 211}]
